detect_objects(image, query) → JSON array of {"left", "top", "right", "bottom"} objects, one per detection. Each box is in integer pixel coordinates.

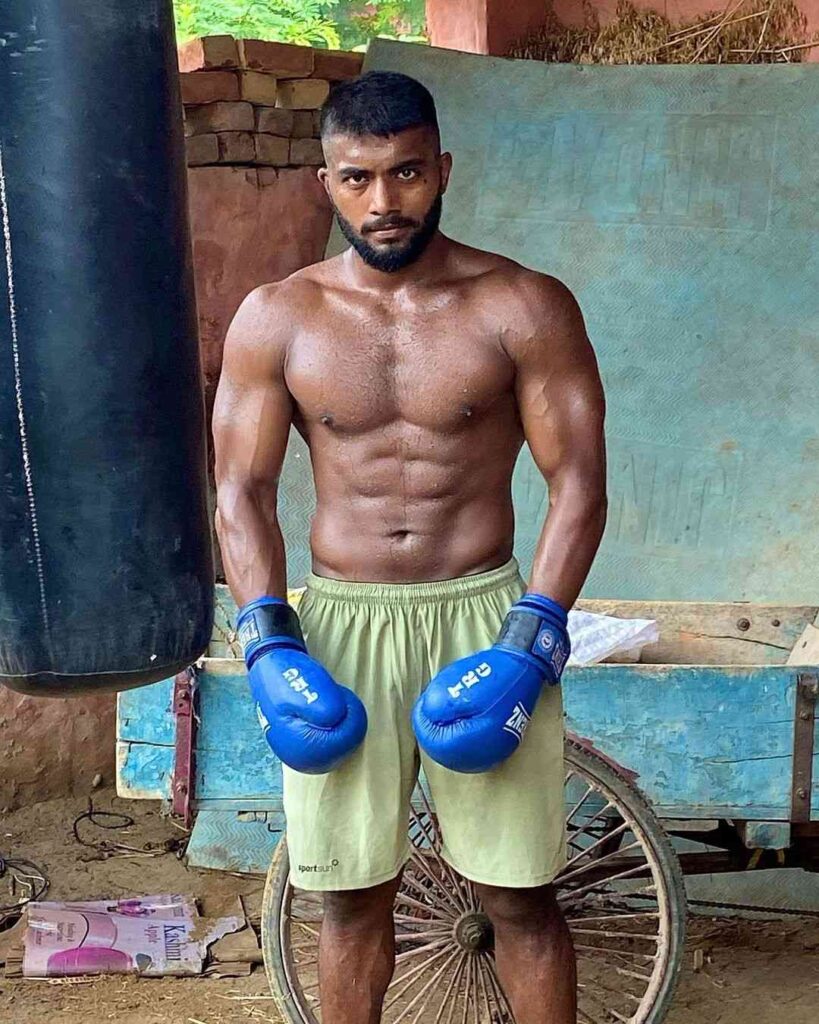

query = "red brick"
[
  {"left": 289, "top": 138, "right": 325, "bottom": 166},
  {"left": 238, "top": 39, "right": 313, "bottom": 77},
  {"left": 254, "top": 135, "right": 291, "bottom": 166},
  {"left": 237, "top": 70, "right": 279, "bottom": 106},
  {"left": 312, "top": 49, "right": 363, "bottom": 81},
  {"left": 186, "top": 134, "right": 220, "bottom": 166},
  {"left": 178, "top": 35, "right": 240, "bottom": 72},
  {"left": 276, "top": 79, "right": 330, "bottom": 110},
  {"left": 255, "top": 107, "right": 295, "bottom": 136},
  {"left": 291, "top": 110, "right": 314, "bottom": 139},
  {"left": 185, "top": 101, "right": 254, "bottom": 135},
  {"left": 216, "top": 132, "right": 256, "bottom": 163},
  {"left": 180, "top": 71, "right": 240, "bottom": 105}
]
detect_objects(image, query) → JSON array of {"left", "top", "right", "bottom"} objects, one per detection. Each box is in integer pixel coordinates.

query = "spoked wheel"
[{"left": 262, "top": 737, "right": 686, "bottom": 1024}]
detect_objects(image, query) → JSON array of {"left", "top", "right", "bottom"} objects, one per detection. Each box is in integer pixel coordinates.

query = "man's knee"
[
  {"left": 476, "top": 882, "right": 562, "bottom": 932},
  {"left": 323, "top": 874, "right": 402, "bottom": 931}
]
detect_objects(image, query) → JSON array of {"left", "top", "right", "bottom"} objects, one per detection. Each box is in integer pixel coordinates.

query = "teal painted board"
[
  {"left": 118, "top": 676, "right": 175, "bottom": 745},
  {"left": 117, "top": 662, "right": 282, "bottom": 804},
  {"left": 564, "top": 664, "right": 800, "bottom": 819},
  {"left": 277, "top": 42, "right": 819, "bottom": 603},
  {"left": 186, "top": 809, "right": 284, "bottom": 873},
  {"left": 115, "top": 740, "right": 173, "bottom": 800}
]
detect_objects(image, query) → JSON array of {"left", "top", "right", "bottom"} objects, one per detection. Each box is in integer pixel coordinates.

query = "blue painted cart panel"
[{"left": 117, "top": 659, "right": 817, "bottom": 820}]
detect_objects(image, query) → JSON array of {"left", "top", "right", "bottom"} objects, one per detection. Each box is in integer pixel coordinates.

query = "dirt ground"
[{"left": 1, "top": 790, "right": 817, "bottom": 1024}]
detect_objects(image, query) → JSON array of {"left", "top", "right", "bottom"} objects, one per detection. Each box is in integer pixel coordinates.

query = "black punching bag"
[{"left": 0, "top": 1, "right": 214, "bottom": 695}]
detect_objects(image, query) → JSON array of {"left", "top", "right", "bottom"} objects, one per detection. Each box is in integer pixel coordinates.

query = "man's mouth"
[{"left": 368, "top": 224, "right": 411, "bottom": 238}]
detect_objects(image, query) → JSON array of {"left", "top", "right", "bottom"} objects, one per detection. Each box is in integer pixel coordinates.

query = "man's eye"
[
  {"left": 398, "top": 169, "right": 417, "bottom": 180},
  {"left": 347, "top": 174, "right": 366, "bottom": 185}
]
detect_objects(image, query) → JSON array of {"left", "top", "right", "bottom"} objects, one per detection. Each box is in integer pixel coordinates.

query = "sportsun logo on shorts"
[
  {"left": 298, "top": 859, "right": 339, "bottom": 873},
  {"left": 503, "top": 702, "right": 531, "bottom": 743}
]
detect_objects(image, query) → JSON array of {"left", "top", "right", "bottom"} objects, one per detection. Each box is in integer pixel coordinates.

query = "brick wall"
[{"left": 178, "top": 36, "right": 362, "bottom": 171}]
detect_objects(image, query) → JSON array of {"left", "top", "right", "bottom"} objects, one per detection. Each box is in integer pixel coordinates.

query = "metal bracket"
[
  {"left": 791, "top": 672, "right": 817, "bottom": 823},
  {"left": 172, "top": 666, "right": 198, "bottom": 827}
]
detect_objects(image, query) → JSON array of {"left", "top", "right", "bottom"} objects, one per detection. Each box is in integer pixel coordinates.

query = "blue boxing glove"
[
  {"left": 237, "top": 597, "right": 367, "bottom": 774},
  {"left": 412, "top": 594, "right": 570, "bottom": 774}
]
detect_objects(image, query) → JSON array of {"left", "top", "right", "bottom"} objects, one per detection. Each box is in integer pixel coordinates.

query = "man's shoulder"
[
  {"left": 243, "top": 265, "right": 328, "bottom": 314},
  {"left": 469, "top": 256, "right": 587, "bottom": 361},
  {"left": 454, "top": 242, "right": 574, "bottom": 307}
]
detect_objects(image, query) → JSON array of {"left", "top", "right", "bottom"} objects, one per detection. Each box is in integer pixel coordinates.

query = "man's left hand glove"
[{"left": 412, "top": 594, "right": 570, "bottom": 774}]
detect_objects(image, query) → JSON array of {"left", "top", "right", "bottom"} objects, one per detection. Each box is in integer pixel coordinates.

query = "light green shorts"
[{"left": 283, "top": 558, "right": 567, "bottom": 892}]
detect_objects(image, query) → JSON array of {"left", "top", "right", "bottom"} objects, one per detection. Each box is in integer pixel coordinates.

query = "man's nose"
[{"left": 368, "top": 176, "right": 399, "bottom": 216}]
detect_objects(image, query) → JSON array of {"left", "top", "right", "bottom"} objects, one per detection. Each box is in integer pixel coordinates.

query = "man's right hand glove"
[{"left": 237, "top": 597, "right": 367, "bottom": 774}]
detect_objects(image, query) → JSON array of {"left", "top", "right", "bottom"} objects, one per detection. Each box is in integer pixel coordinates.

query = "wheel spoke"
[
  {"left": 396, "top": 888, "right": 457, "bottom": 922},
  {"left": 460, "top": 952, "right": 473, "bottom": 1024},
  {"left": 565, "top": 819, "right": 631, "bottom": 864},
  {"left": 396, "top": 929, "right": 455, "bottom": 944},
  {"left": 570, "top": 928, "right": 658, "bottom": 943},
  {"left": 387, "top": 944, "right": 453, "bottom": 1007},
  {"left": 396, "top": 937, "right": 455, "bottom": 966},
  {"left": 441, "top": 953, "right": 468, "bottom": 1024},
  {"left": 401, "top": 867, "right": 461, "bottom": 922},
  {"left": 408, "top": 845, "right": 470, "bottom": 917},
  {"left": 561, "top": 832, "right": 639, "bottom": 885},
  {"left": 481, "top": 954, "right": 513, "bottom": 1020},
  {"left": 566, "top": 801, "right": 617, "bottom": 849},
  {"left": 475, "top": 954, "right": 498, "bottom": 1023},
  {"left": 392, "top": 947, "right": 462, "bottom": 1024},
  {"left": 559, "top": 862, "right": 655, "bottom": 907},
  {"left": 565, "top": 911, "right": 659, "bottom": 925}
]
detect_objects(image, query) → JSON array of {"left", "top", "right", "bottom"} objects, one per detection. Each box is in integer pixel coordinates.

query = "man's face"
[{"left": 319, "top": 126, "right": 451, "bottom": 273}]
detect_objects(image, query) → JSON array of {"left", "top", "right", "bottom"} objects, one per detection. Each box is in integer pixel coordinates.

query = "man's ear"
[
  {"left": 439, "top": 152, "right": 453, "bottom": 194},
  {"left": 317, "top": 165, "right": 331, "bottom": 196}
]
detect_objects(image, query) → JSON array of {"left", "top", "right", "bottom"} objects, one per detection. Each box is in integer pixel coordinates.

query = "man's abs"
[
  {"left": 300, "top": 410, "right": 524, "bottom": 583},
  {"left": 309, "top": 487, "right": 517, "bottom": 582}
]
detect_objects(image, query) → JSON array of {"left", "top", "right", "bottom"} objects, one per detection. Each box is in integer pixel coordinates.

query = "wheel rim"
[{"left": 272, "top": 747, "right": 683, "bottom": 1024}]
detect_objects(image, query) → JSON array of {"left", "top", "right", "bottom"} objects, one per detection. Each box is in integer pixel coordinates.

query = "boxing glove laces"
[
  {"left": 412, "top": 593, "right": 570, "bottom": 774},
  {"left": 237, "top": 597, "right": 367, "bottom": 774}
]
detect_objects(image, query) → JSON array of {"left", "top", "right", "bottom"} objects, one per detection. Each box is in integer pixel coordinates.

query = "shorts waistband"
[{"left": 304, "top": 558, "right": 522, "bottom": 605}]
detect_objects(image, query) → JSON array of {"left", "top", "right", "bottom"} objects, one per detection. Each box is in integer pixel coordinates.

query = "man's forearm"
[
  {"left": 527, "top": 495, "right": 607, "bottom": 610},
  {"left": 215, "top": 485, "right": 288, "bottom": 606}
]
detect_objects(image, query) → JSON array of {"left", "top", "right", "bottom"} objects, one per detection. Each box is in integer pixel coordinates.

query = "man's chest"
[{"left": 285, "top": 314, "right": 516, "bottom": 433}]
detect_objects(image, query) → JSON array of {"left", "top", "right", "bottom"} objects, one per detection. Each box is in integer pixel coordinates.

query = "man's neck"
[{"left": 342, "top": 231, "right": 453, "bottom": 294}]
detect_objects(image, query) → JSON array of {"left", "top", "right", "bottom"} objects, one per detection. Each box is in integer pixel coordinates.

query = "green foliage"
[{"left": 173, "top": 1, "right": 427, "bottom": 49}]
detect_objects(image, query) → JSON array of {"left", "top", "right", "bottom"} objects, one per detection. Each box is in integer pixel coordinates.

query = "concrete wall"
[{"left": 426, "top": 0, "right": 549, "bottom": 54}]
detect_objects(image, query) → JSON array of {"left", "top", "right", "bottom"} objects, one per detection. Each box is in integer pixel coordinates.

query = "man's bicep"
[{"left": 212, "top": 289, "right": 293, "bottom": 494}]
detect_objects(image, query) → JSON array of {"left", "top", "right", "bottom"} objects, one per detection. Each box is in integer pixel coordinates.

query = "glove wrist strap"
[
  {"left": 496, "top": 593, "right": 570, "bottom": 680},
  {"left": 237, "top": 596, "right": 305, "bottom": 669}
]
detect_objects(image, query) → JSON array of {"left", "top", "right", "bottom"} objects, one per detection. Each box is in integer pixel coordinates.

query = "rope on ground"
[
  {"left": 0, "top": 853, "right": 49, "bottom": 924},
  {"left": 72, "top": 797, "right": 187, "bottom": 860}
]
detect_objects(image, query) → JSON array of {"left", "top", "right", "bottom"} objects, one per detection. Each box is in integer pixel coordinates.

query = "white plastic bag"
[{"left": 566, "top": 610, "right": 659, "bottom": 667}]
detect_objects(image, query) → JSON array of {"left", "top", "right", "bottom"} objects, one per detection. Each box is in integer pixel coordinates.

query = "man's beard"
[{"left": 333, "top": 193, "right": 443, "bottom": 273}]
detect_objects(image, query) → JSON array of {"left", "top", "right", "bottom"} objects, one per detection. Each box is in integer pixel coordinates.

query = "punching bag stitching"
[{"left": 0, "top": 142, "right": 52, "bottom": 650}]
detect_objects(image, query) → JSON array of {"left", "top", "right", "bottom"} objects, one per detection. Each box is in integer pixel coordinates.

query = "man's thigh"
[
  {"left": 284, "top": 588, "right": 420, "bottom": 892},
  {"left": 422, "top": 684, "right": 567, "bottom": 889}
]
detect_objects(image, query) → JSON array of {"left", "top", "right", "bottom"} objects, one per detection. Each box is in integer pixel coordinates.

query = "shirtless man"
[{"left": 213, "top": 71, "right": 607, "bottom": 1024}]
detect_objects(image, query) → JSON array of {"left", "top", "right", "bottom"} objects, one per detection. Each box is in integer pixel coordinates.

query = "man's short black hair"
[{"left": 320, "top": 70, "right": 439, "bottom": 148}]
